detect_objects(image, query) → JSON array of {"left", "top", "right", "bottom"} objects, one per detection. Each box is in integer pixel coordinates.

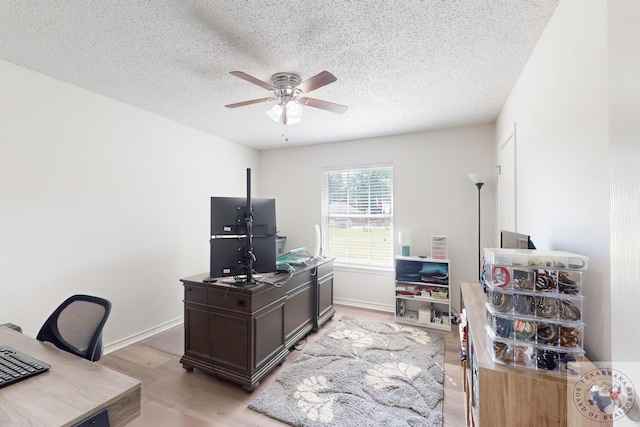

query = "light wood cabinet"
[{"left": 460, "top": 282, "right": 605, "bottom": 427}]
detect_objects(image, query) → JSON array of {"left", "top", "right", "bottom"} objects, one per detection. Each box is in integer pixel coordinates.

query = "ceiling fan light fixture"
[
  {"left": 228, "top": 70, "right": 347, "bottom": 126},
  {"left": 286, "top": 100, "right": 303, "bottom": 119},
  {"left": 266, "top": 104, "right": 283, "bottom": 123},
  {"left": 266, "top": 101, "right": 302, "bottom": 125}
]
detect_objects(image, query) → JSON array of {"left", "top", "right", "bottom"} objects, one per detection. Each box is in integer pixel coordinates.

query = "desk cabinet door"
[
  {"left": 317, "top": 273, "right": 334, "bottom": 319},
  {"left": 254, "top": 301, "right": 286, "bottom": 368},
  {"left": 184, "top": 303, "right": 249, "bottom": 371}
]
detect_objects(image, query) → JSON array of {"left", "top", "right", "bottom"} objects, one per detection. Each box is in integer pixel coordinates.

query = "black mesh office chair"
[{"left": 37, "top": 294, "right": 111, "bottom": 362}]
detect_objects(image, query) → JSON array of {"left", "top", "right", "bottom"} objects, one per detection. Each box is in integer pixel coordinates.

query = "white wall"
[
  {"left": 495, "top": 0, "right": 610, "bottom": 361},
  {"left": 0, "top": 59, "right": 258, "bottom": 349},
  {"left": 609, "top": 1, "right": 640, "bottom": 416},
  {"left": 259, "top": 125, "right": 496, "bottom": 313}
]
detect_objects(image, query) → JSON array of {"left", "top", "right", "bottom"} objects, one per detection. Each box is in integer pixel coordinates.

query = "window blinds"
[{"left": 321, "top": 165, "right": 393, "bottom": 267}]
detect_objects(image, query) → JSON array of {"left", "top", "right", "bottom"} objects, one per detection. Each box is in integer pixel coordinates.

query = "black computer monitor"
[
  {"left": 209, "top": 235, "right": 276, "bottom": 277},
  {"left": 210, "top": 197, "right": 276, "bottom": 237},
  {"left": 209, "top": 195, "right": 277, "bottom": 280},
  {"left": 209, "top": 169, "right": 277, "bottom": 283},
  {"left": 500, "top": 230, "right": 536, "bottom": 249}
]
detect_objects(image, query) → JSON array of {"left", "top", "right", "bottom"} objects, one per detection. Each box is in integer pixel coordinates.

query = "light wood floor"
[{"left": 99, "top": 305, "right": 466, "bottom": 426}]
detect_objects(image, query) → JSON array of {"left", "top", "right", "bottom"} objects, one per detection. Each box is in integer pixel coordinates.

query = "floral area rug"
[{"left": 249, "top": 316, "right": 445, "bottom": 426}]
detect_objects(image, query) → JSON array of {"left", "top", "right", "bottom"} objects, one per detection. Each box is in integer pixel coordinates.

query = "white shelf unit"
[{"left": 394, "top": 255, "right": 451, "bottom": 331}]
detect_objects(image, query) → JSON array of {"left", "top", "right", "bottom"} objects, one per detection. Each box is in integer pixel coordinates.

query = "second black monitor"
[
  {"left": 210, "top": 197, "right": 276, "bottom": 237},
  {"left": 209, "top": 235, "right": 276, "bottom": 277}
]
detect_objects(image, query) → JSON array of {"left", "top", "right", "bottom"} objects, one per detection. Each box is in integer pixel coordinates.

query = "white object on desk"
[{"left": 312, "top": 224, "right": 322, "bottom": 258}]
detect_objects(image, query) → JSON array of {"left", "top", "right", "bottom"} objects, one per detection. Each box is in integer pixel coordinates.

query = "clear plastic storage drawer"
[
  {"left": 487, "top": 328, "right": 584, "bottom": 377},
  {"left": 488, "top": 288, "right": 583, "bottom": 321},
  {"left": 484, "top": 248, "right": 588, "bottom": 270},
  {"left": 488, "top": 266, "right": 582, "bottom": 295},
  {"left": 486, "top": 303, "right": 584, "bottom": 350}
]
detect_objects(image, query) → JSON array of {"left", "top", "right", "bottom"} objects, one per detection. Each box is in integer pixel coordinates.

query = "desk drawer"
[
  {"left": 184, "top": 286, "right": 251, "bottom": 312},
  {"left": 184, "top": 284, "right": 283, "bottom": 313},
  {"left": 317, "top": 260, "right": 334, "bottom": 280},
  {"left": 184, "top": 285, "right": 208, "bottom": 304},
  {"left": 286, "top": 269, "right": 312, "bottom": 293}
]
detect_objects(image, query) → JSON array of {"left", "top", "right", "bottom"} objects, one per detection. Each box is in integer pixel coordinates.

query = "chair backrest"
[{"left": 37, "top": 295, "right": 111, "bottom": 362}]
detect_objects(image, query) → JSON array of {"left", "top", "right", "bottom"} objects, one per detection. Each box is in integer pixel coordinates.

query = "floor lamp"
[{"left": 468, "top": 174, "right": 484, "bottom": 282}]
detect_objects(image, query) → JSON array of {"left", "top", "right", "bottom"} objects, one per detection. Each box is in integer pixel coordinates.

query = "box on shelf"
[
  {"left": 403, "top": 310, "right": 418, "bottom": 321},
  {"left": 396, "top": 289, "right": 420, "bottom": 297},
  {"left": 418, "top": 306, "right": 431, "bottom": 325},
  {"left": 442, "top": 313, "right": 450, "bottom": 325},
  {"left": 429, "top": 306, "right": 443, "bottom": 323},
  {"left": 431, "top": 235, "right": 447, "bottom": 259},
  {"left": 431, "top": 289, "right": 448, "bottom": 300},
  {"left": 484, "top": 248, "right": 589, "bottom": 271}
]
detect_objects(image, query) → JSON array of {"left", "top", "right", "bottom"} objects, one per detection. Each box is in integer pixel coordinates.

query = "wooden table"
[{"left": 0, "top": 326, "right": 141, "bottom": 426}]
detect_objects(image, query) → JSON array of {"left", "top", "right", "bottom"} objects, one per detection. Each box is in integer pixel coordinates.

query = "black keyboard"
[{"left": 0, "top": 345, "right": 50, "bottom": 388}]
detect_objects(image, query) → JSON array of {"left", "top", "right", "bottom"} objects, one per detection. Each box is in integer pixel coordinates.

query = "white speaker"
[{"left": 312, "top": 224, "right": 322, "bottom": 258}]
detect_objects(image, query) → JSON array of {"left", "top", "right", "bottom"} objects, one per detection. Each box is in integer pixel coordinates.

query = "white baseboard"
[
  {"left": 104, "top": 299, "right": 394, "bottom": 355},
  {"left": 104, "top": 317, "right": 183, "bottom": 355},
  {"left": 334, "top": 298, "right": 394, "bottom": 314}
]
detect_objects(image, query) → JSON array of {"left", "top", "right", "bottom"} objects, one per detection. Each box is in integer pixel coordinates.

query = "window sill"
[{"left": 334, "top": 263, "right": 394, "bottom": 276}]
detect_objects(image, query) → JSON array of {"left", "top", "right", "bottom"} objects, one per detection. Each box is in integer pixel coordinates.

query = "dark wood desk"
[
  {"left": 0, "top": 326, "right": 141, "bottom": 426},
  {"left": 179, "top": 257, "right": 334, "bottom": 391}
]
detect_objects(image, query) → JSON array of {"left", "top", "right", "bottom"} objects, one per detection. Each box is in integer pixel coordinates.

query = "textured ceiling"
[{"left": 0, "top": 1, "right": 558, "bottom": 150}]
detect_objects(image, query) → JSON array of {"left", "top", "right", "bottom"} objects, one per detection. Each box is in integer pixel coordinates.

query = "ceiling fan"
[{"left": 225, "top": 70, "right": 348, "bottom": 125}]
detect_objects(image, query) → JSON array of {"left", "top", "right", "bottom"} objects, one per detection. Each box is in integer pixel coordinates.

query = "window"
[{"left": 321, "top": 165, "right": 393, "bottom": 268}]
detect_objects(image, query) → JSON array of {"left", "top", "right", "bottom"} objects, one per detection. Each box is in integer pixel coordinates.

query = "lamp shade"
[
  {"left": 398, "top": 232, "right": 412, "bottom": 246},
  {"left": 266, "top": 104, "right": 284, "bottom": 122},
  {"left": 398, "top": 232, "right": 412, "bottom": 256},
  {"left": 468, "top": 173, "right": 482, "bottom": 184},
  {"left": 266, "top": 101, "right": 302, "bottom": 125},
  {"left": 286, "top": 100, "right": 303, "bottom": 119}
]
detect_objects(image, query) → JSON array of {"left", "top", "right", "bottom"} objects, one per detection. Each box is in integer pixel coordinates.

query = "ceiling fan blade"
[
  {"left": 300, "top": 97, "right": 348, "bottom": 114},
  {"left": 295, "top": 71, "right": 337, "bottom": 94},
  {"left": 229, "top": 71, "right": 276, "bottom": 91},
  {"left": 225, "top": 97, "right": 275, "bottom": 108}
]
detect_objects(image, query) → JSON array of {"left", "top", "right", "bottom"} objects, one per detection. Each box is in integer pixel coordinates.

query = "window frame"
[{"left": 320, "top": 164, "right": 394, "bottom": 268}]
